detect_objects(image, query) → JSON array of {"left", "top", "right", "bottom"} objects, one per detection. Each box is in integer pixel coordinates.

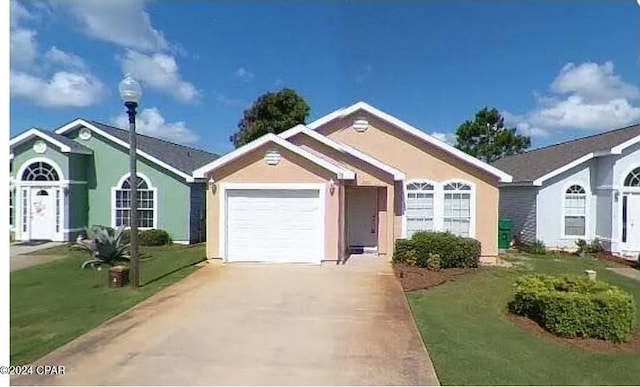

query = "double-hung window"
[
  {"left": 564, "top": 184, "right": 586, "bottom": 237},
  {"left": 443, "top": 182, "right": 472, "bottom": 237},
  {"left": 405, "top": 182, "right": 435, "bottom": 237},
  {"left": 114, "top": 175, "right": 156, "bottom": 228}
]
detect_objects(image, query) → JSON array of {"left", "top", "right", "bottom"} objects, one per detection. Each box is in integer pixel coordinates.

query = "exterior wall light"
[{"left": 329, "top": 179, "right": 337, "bottom": 195}]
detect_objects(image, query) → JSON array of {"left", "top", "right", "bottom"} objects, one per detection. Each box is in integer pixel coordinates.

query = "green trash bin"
[{"left": 498, "top": 219, "right": 513, "bottom": 249}]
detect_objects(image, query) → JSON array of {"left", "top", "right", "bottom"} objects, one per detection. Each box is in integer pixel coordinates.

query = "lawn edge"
[
  {"left": 10, "top": 261, "right": 211, "bottom": 383},
  {"left": 396, "top": 279, "right": 441, "bottom": 386}
]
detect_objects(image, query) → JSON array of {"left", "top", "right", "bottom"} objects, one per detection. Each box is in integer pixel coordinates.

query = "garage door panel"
[{"left": 225, "top": 189, "right": 322, "bottom": 263}]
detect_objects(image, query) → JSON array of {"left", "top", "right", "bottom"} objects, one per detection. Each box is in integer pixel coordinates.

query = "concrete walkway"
[
  {"left": 607, "top": 267, "right": 640, "bottom": 282},
  {"left": 12, "top": 256, "right": 439, "bottom": 386},
  {"left": 10, "top": 242, "right": 65, "bottom": 272}
]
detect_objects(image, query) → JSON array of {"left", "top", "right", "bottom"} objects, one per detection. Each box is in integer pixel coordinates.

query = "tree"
[
  {"left": 230, "top": 88, "right": 310, "bottom": 148},
  {"left": 454, "top": 107, "right": 531, "bottom": 163}
]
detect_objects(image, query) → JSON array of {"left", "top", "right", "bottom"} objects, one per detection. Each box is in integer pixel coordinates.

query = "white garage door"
[{"left": 225, "top": 189, "right": 323, "bottom": 263}]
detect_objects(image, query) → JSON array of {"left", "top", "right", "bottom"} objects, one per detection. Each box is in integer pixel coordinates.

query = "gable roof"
[
  {"left": 10, "top": 128, "right": 93, "bottom": 155},
  {"left": 192, "top": 133, "right": 356, "bottom": 180},
  {"left": 279, "top": 124, "right": 406, "bottom": 180},
  {"left": 492, "top": 123, "right": 640, "bottom": 186},
  {"left": 307, "top": 101, "right": 512, "bottom": 183},
  {"left": 54, "top": 119, "right": 218, "bottom": 182}
]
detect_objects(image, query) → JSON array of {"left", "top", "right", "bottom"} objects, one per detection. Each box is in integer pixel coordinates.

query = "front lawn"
[
  {"left": 407, "top": 253, "right": 640, "bottom": 386},
  {"left": 10, "top": 244, "right": 206, "bottom": 365}
]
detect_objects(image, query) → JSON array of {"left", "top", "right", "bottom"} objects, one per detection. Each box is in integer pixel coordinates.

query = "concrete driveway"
[{"left": 13, "top": 256, "right": 439, "bottom": 386}]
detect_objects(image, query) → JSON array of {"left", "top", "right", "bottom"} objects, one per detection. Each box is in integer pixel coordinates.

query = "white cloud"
[
  {"left": 505, "top": 61, "right": 640, "bottom": 136},
  {"left": 53, "top": 0, "right": 168, "bottom": 52},
  {"left": 235, "top": 67, "right": 255, "bottom": 82},
  {"left": 430, "top": 131, "right": 456, "bottom": 145},
  {"left": 10, "top": 70, "right": 104, "bottom": 107},
  {"left": 45, "top": 46, "right": 87, "bottom": 70},
  {"left": 10, "top": 28, "right": 38, "bottom": 70},
  {"left": 121, "top": 50, "right": 200, "bottom": 102},
  {"left": 551, "top": 61, "right": 638, "bottom": 103},
  {"left": 114, "top": 107, "right": 199, "bottom": 144},
  {"left": 11, "top": 0, "right": 34, "bottom": 26}
]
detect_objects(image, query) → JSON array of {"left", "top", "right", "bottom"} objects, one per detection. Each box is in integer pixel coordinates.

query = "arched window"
[
  {"left": 405, "top": 182, "right": 435, "bottom": 237},
  {"left": 113, "top": 175, "right": 156, "bottom": 228},
  {"left": 624, "top": 167, "right": 640, "bottom": 187},
  {"left": 21, "top": 161, "right": 59, "bottom": 181},
  {"left": 564, "top": 184, "right": 586, "bottom": 237},
  {"left": 443, "top": 182, "right": 472, "bottom": 237}
]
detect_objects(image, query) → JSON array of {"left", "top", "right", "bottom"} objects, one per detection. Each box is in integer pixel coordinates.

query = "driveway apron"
[{"left": 12, "top": 256, "right": 439, "bottom": 386}]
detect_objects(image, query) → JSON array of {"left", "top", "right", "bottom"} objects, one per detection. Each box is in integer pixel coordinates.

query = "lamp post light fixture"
[{"left": 119, "top": 74, "right": 142, "bottom": 288}]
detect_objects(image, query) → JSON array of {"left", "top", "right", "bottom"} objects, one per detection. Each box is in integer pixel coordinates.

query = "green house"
[{"left": 9, "top": 119, "right": 218, "bottom": 244}]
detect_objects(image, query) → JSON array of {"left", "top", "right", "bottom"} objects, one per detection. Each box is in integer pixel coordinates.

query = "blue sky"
[{"left": 9, "top": 1, "right": 640, "bottom": 155}]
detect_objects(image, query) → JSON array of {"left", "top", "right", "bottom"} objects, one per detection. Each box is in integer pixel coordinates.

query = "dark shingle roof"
[
  {"left": 88, "top": 121, "right": 219, "bottom": 176},
  {"left": 492, "top": 123, "right": 640, "bottom": 184},
  {"left": 47, "top": 132, "right": 94, "bottom": 153}
]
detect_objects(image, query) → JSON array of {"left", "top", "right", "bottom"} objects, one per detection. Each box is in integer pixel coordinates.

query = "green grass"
[
  {"left": 407, "top": 253, "right": 640, "bottom": 385},
  {"left": 10, "top": 244, "right": 206, "bottom": 365}
]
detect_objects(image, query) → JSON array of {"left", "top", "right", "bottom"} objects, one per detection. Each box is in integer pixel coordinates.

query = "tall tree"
[
  {"left": 454, "top": 107, "right": 531, "bottom": 163},
  {"left": 230, "top": 88, "right": 310, "bottom": 148}
]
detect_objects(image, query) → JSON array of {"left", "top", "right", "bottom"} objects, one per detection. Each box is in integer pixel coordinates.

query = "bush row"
[
  {"left": 122, "top": 228, "right": 172, "bottom": 246},
  {"left": 393, "top": 231, "right": 481, "bottom": 269},
  {"left": 509, "top": 274, "right": 636, "bottom": 343}
]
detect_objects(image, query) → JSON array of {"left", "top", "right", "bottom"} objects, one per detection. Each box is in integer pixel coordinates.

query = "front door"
[
  {"left": 30, "top": 188, "right": 56, "bottom": 240},
  {"left": 346, "top": 187, "right": 378, "bottom": 250},
  {"left": 624, "top": 193, "right": 640, "bottom": 251}
]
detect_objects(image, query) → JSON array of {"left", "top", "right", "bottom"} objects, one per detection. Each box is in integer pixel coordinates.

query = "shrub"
[
  {"left": 393, "top": 239, "right": 415, "bottom": 264},
  {"left": 411, "top": 231, "right": 480, "bottom": 268},
  {"left": 575, "top": 239, "right": 588, "bottom": 256},
  {"left": 73, "top": 225, "right": 130, "bottom": 269},
  {"left": 509, "top": 274, "right": 636, "bottom": 342},
  {"left": 521, "top": 239, "right": 546, "bottom": 255},
  {"left": 587, "top": 238, "right": 605, "bottom": 254},
  {"left": 426, "top": 254, "right": 441, "bottom": 271},
  {"left": 139, "top": 229, "right": 172, "bottom": 246}
]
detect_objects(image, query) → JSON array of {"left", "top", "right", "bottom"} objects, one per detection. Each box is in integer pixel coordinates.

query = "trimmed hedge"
[
  {"left": 393, "top": 231, "right": 481, "bottom": 268},
  {"left": 509, "top": 274, "right": 636, "bottom": 343},
  {"left": 139, "top": 229, "right": 172, "bottom": 246},
  {"left": 121, "top": 229, "right": 172, "bottom": 246}
]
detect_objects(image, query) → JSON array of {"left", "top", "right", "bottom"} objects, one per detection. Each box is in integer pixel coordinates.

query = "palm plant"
[{"left": 73, "top": 225, "right": 131, "bottom": 269}]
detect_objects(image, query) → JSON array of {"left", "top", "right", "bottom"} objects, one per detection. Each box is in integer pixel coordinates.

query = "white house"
[{"left": 493, "top": 124, "right": 640, "bottom": 259}]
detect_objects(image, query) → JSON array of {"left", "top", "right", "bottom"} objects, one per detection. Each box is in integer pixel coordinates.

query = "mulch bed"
[
  {"left": 595, "top": 252, "right": 640, "bottom": 269},
  {"left": 393, "top": 263, "right": 480, "bottom": 292},
  {"left": 507, "top": 312, "right": 640, "bottom": 354}
]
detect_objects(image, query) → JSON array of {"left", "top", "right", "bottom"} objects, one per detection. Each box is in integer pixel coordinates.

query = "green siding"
[
  {"left": 67, "top": 184, "right": 88, "bottom": 231},
  {"left": 68, "top": 154, "right": 88, "bottom": 181},
  {"left": 67, "top": 128, "right": 192, "bottom": 241}
]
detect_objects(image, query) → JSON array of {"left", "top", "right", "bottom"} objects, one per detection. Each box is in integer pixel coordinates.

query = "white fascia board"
[
  {"left": 193, "top": 133, "right": 355, "bottom": 179},
  {"left": 307, "top": 102, "right": 513, "bottom": 182},
  {"left": 55, "top": 119, "right": 194, "bottom": 182},
  {"left": 532, "top": 153, "right": 595, "bottom": 186},
  {"left": 610, "top": 134, "right": 640, "bottom": 154},
  {"left": 280, "top": 124, "right": 405, "bottom": 180},
  {"left": 9, "top": 128, "right": 92, "bottom": 155}
]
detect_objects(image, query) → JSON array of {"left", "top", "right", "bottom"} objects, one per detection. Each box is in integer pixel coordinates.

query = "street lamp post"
[{"left": 119, "top": 74, "right": 142, "bottom": 288}]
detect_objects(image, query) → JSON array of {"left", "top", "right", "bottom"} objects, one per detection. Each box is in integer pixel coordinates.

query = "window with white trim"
[
  {"left": 21, "top": 161, "right": 59, "bottom": 181},
  {"left": 564, "top": 184, "right": 586, "bottom": 237},
  {"left": 443, "top": 182, "right": 472, "bottom": 237},
  {"left": 114, "top": 175, "right": 155, "bottom": 228},
  {"left": 624, "top": 167, "right": 640, "bottom": 187},
  {"left": 406, "top": 182, "right": 435, "bottom": 237}
]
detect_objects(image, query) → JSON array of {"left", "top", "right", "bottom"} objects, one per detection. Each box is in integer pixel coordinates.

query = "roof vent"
[
  {"left": 264, "top": 149, "right": 281, "bottom": 165},
  {"left": 353, "top": 118, "right": 369, "bottom": 132},
  {"left": 78, "top": 127, "right": 92, "bottom": 140}
]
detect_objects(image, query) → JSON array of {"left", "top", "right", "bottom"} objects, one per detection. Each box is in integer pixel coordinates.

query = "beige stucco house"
[{"left": 193, "top": 102, "right": 512, "bottom": 264}]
